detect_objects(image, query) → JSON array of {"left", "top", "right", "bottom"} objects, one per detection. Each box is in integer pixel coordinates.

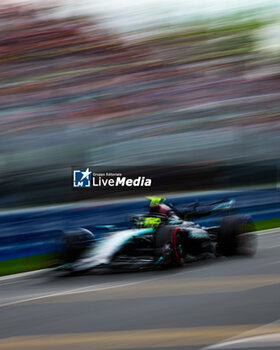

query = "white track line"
[
  {"left": 203, "top": 334, "right": 280, "bottom": 349},
  {"left": 0, "top": 265, "right": 208, "bottom": 308},
  {"left": 0, "top": 276, "right": 164, "bottom": 308},
  {"left": 0, "top": 269, "right": 49, "bottom": 282},
  {"left": 257, "top": 227, "right": 280, "bottom": 236},
  {"left": 265, "top": 244, "right": 280, "bottom": 249},
  {"left": 202, "top": 319, "right": 280, "bottom": 349}
]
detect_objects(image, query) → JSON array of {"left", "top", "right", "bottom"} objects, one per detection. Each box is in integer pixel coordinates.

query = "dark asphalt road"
[{"left": 0, "top": 230, "right": 280, "bottom": 350}]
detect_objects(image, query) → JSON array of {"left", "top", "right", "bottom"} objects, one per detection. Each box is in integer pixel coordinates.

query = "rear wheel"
[
  {"left": 237, "top": 218, "right": 257, "bottom": 256},
  {"left": 218, "top": 216, "right": 257, "bottom": 256}
]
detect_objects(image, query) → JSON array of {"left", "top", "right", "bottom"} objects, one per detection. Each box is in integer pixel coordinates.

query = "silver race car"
[{"left": 55, "top": 197, "right": 257, "bottom": 274}]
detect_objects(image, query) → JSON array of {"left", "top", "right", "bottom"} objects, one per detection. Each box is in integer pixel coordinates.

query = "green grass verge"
[
  {"left": 0, "top": 218, "right": 279, "bottom": 277},
  {"left": 255, "top": 218, "right": 280, "bottom": 231},
  {"left": 0, "top": 253, "right": 56, "bottom": 277}
]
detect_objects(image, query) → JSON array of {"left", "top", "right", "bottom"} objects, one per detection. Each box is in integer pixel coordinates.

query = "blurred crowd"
[{"left": 0, "top": 3, "right": 279, "bottom": 205}]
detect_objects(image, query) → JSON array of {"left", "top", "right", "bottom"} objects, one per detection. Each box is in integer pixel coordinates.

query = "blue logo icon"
[{"left": 73, "top": 168, "right": 91, "bottom": 188}]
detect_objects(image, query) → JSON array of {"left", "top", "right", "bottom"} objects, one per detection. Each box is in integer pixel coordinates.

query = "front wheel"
[
  {"left": 57, "top": 228, "right": 95, "bottom": 264},
  {"left": 155, "top": 226, "right": 186, "bottom": 266},
  {"left": 173, "top": 228, "right": 186, "bottom": 266}
]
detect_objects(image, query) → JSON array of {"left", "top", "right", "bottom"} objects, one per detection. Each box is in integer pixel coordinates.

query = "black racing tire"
[
  {"left": 218, "top": 216, "right": 257, "bottom": 256},
  {"left": 58, "top": 228, "right": 95, "bottom": 264},
  {"left": 155, "top": 226, "right": 186, "bottom": 266}
]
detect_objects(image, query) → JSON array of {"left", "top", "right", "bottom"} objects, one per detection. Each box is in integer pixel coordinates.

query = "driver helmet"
[
  {"left": 149, "top": 203, "right": 173, "bottom": 217},
  {"left": 147, "top": 196, "right": 176, "bottom": 218}
]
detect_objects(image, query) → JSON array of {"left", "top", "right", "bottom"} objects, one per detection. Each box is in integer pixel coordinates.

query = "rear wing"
[{"left": 171, "top": 199, "right": 235, "bottom": 219}]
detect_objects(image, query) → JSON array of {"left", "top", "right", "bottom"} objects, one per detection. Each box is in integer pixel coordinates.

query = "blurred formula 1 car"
[{"left": 56, "top": 197, "right": 257, "bottom": 273}]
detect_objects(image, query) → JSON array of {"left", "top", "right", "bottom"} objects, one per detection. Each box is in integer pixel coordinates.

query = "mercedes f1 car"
[{"left": 55, "top": 197, "right": 257, "bottom": 273}]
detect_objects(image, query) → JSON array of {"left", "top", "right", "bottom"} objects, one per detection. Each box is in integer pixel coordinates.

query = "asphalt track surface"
[{"left": 0, "top": 230, "right": 280, "bottom": 350}]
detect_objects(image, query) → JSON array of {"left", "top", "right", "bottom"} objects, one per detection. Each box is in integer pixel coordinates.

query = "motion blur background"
[
  {"left": 0, "top": 0, "right": 280, "bottom": 206},
  {"left": 1, "top": 5, "right": 280, "bottom": 349}
]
